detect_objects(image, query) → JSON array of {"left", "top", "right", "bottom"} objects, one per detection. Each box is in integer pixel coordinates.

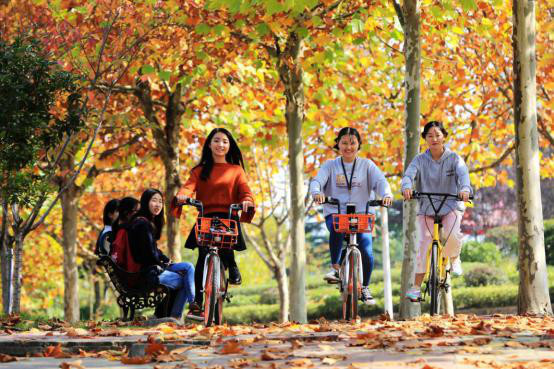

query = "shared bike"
[
  {"left": 323, "top": 197, "right": 387, "bottom": 321},
  {"left": 409, "top": 191, "right": 473, "bottom": 316},
  {"left": 181, "top": 199, "right": 246, "bottom": 326}
]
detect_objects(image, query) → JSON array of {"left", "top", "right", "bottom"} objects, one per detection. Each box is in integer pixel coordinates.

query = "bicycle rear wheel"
[
  {"left": 342, "top": 251, "right": 359, "bottom": 321},
  {"left": 214, "top": 263, "right": 226, "bottom": 325},
  {"left": 204, "top": 254, "right": 219, "bottom": 326},
  {"left": 429, "top": 242, "right": 440, "bottom": 316}
]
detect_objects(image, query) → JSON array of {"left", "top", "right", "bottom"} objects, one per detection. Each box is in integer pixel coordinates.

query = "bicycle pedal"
[{"left": 327, "top": 279, "right": 340, "bottom": 285}]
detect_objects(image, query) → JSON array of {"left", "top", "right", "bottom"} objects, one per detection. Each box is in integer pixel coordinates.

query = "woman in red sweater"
[{"left": 176, "top": 128, "right": 254, "bottom": 319}]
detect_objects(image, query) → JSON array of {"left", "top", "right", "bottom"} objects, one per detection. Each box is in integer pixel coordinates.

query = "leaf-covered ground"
[{"left": 0, "top": 314, "right": 553, "bottom": 368}]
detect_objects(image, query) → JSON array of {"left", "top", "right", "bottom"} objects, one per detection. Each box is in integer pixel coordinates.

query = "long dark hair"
[
  {"left": 110, "top": 197, "right": 139, "bottom": 241},
  {"left": 333, "top": 127, "right": 362, "bottom": 151},
  {"left": 102, "top": 199, "right": 120, "bottom": 226},
  {"left": 193, "top": 128, "right": 245, "bottom": 181},
  {"left": 133, "top": 189, "right": 164, "bottom": 240}
]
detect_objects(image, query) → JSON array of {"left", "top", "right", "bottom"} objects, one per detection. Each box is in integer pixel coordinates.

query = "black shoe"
[{"left": 229, "top": 266, "right": 242, "bottom": 285}]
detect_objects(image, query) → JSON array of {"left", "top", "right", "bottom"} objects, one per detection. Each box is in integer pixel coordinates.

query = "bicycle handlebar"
[
  {"left": 175, "top": 197, "right": 253, "bottom": 220},
  {"left": 321, "top": 197, "right": 388, "bottom": 214},
  {"left": 411, "top": 191, "right": 474, "bottom": 201}
]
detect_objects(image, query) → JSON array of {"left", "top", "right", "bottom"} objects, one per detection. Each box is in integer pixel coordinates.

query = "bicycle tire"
[
  {"left": 214, "top": 263, "right": 226, "bottom": 325},
  {"left": 429, "top": 241, "right": 440, "bottom": 316},
  {"left": 204, "top": 255, "right": 218, "bottom": 326},
  {"left": 343, "top": 251, "right": 359, "bottom": 321}
]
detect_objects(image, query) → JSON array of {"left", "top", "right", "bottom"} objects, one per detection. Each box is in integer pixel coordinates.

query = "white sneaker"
[
  {"left": 451, "top": 257, "right": 463, "bottom": 276},
  {"left": 323, "top": 269, "right": 340, "bottom": 282},
  {"left": 361, "top": 287, "right": 376, "bottom": 305}
]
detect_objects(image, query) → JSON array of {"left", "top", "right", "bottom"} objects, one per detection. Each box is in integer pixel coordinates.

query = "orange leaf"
[
  {"left": 0, "top": 354, "right": 17, "bottom": 363},
  {"left": 145, "top": 342, "right": 167, "bottom": 356},
  {"left": 219, "top": 341, "right": 245, "bottom": 355},
  {"left": 121, "top": 355, "right": 152, "bottom": 364}
]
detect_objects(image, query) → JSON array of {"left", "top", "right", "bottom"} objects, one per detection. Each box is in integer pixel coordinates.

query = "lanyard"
[{"left": 340, "top": 157, "right": 357, "bottom": 193}]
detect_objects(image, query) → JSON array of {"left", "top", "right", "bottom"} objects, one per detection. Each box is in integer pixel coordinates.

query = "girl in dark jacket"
[{"left": 128, "top": 189, "right": 195, "bottom": 319}]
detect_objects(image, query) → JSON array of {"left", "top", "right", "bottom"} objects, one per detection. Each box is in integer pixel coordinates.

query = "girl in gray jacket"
[
  {"left": 310, "top": 127, "right": 392, "bottom": 305},
  {"left": 401, "top": 121, "right": 472, "bottom": 301}
]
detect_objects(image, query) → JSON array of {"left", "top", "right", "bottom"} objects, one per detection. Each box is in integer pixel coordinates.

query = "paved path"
[{"left": 0, "top": 314, "right": 552, "bottom": 368}]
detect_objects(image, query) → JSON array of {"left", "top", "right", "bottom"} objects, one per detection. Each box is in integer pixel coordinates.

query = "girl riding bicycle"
[
  {"left": 175, "top": 128, "right": 255, "bottom": 320},
  {"left": 401, "top": 121, "right": 472, "bottom": 301},
  {"left": 310, "top": 127, "right": 393, "bottom": 305}
]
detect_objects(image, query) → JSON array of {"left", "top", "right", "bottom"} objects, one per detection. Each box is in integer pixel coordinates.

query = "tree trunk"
[
  {"left": 513, "top": 0, "right": 552, "bottom": 315},
  {"left": 279, "top": 32, "right": 307, "bottom": 323},
  {"left": 11, "top": 232, "right": 23, "bottom": 313},
  {"left": 164, "top": 163, "right": 181, "bottom": 261},
  {"left": 1, "top": 201, "right": 13, "bottom": 315},
  {"left": 61, "top": 186, "right": 80, "bottom": 323},
  {"left": 275, "top": 263, "right": 290, "bottom": 323},
  {"left": 93, "top": 274, "right": 102, "bottom": 318},
  {"left": 380, "top": 207, "right": 393, "bottom": 319},
  {"left": 399, "top": 0, "right": 422, "bottom": 320}
]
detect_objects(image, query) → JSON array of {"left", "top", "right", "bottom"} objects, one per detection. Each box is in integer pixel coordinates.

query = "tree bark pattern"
[{"left": 513, "top": 0, "right": 552, "bottom": 315}]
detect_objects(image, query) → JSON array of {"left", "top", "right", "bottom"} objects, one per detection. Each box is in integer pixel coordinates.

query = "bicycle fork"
[
  {"left": 340, "top": 245, "right": 363, "bottom": 294},
  {"left": 423, "top": 222, "right": 450, "bottom": 298}
]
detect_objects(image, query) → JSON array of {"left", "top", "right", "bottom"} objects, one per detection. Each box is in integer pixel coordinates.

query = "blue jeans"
[
  {"left": 325, "top": 215, "right": 374, "bottom": 287},
  {"left": 158, "top": 262, "right": 195, "bottom": 318}
]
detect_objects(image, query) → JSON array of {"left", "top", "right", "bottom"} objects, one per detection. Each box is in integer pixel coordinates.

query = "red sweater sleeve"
[
  {"left": 236, "top": 167, "right": 254, "bottom": 204},
  {"left": 178, "top": 167, "right": 200, "bottom": 198}
]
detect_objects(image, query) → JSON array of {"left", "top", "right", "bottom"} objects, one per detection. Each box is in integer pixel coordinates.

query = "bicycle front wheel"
[
  {"left": 429, "top": 242, "right": 440, "bottom": 316},
  {"left": 214, "top": 263, "right": 226, "bottom": 325},
  {"left": 342, "top": 251, "right": 359, "bottom": 321},
  {"left": 204, "top": 254, "right": 219, "bottom": 326}
]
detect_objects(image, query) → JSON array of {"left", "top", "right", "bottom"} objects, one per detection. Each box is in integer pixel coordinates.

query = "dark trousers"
[{"left": 194, "top": 246, "right": 237, "bottom": 306}]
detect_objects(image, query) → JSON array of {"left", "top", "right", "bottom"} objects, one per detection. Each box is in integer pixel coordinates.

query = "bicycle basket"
[
  {"left": 332, "top": 214, "right": 375, "bottom": 234},
  {"left": 195, "top": 217, "right": 239, "bottom": 248}
]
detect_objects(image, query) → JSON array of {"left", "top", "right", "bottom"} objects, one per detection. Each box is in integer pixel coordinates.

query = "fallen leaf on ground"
[
  {"left": 121, "top": 355, "right": 152, "bottom": 364},
  {"left": 44, "top": 344, "right": 72, "bottom": 358},
  {"left": 146, "top": 342, "right": 167, "bottom": 356},
  {"left": 0, "top": 354, "right": 18, "bottom": 362},
  {"left": 219, "top": 340, "right": 245, "bottom": 354},
  {"left": 287, "top": 358, "right": 314, "bottom": 367},
  {"left": 59, "top": 359, "right": 85, "bottom": 369}
]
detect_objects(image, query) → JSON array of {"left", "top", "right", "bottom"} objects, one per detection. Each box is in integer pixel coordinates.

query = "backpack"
[
  {"left": 95, "top": 227, "right": 112, "bottom": 256},
  {"left": 110, "top": 227, "right": 141, "bottom": 273}
]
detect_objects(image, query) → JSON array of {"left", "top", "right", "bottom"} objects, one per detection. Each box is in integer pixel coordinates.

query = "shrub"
[
  {"left": 461, "top": 241, "right": 502, "bottom": 263},
  {"left": 464, "top": 265, "right": 507, "bottom": 287},
  {"left": 259, "top": 288, "right": 278, "bottom": 305},
  {"left": 485, "top": 225, "right": 518, "bottom": 256}
]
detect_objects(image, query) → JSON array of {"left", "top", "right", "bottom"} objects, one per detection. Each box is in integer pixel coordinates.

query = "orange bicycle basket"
[
  {"left": 332, "top": 214, "right": 375, "bottom": 234},
  {"left": 195, "top": 217, "right": 239, "bottom": 248}
]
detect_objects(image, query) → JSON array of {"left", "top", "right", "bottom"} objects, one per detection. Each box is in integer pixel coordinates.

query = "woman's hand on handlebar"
[
  {"left": 402, "top": 189, "right": 413, "bottom": 200},
  {"left": 242, "top": 200, "right": 255, "bottom": 211},
  {"left": 175, "top": 194, "right": 189, "bottom": 205},
  {"left": 382, "top": 196, "right": 393, "bottom": 207},
  {"left": 313, "top": 193, "right": 325, "bottom": 205},
  {"left": 459, "top": 191, "right": 470, "bottom": 202}
]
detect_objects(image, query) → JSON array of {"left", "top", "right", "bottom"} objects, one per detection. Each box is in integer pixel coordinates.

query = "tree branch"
[{"left": 469, "top": 143, "right": 515, "bottom": 174}]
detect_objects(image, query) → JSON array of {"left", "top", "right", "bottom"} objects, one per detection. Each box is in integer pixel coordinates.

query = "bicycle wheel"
[
  {"left": 204, "top": 254, "right": 219, "bottom": 326},
  {"left": 342, "top": 251, "right": 359, "bottom": 321},
  {"left": 429, "top": 242, "right": 440, "bottom": 316},
  {"left": 214, "top": 263, "right": 226, "bottom": 325}
]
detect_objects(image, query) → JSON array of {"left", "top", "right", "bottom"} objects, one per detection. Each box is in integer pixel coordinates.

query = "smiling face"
[
  {"left": 210, "top": 132, "right": 230, "bottom": 162},
  {"left": 424, "top": 126, "right": 446, "bottom": 152},
  {"left": 338, "top": 134, "right": 360, "bottom": 162},
  {"left": 148, "top": 193, "right": 163, "bottom": 216}
]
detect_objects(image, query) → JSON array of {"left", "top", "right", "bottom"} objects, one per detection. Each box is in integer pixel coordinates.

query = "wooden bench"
[{"left": 97, "top": 256, "right": 170, "bottom": 321}]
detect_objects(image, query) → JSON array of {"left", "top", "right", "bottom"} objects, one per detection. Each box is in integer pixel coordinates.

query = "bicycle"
[
  {"left": 180, "top": 199, "right": 245, "bottom": 326},
  {"left": 322, "top": 197, "right": 387, "bottom": 321},
  {"left": 408, "top": 191, "right": 473, "bottom": 316}
]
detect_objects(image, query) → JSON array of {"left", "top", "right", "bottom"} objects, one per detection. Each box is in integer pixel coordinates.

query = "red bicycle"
[
  {"left": 181, "top": 199, "right": 244, "bottom": 326},
  {"left": 323, "top": 198, "right": 386, "bottom": 321}
]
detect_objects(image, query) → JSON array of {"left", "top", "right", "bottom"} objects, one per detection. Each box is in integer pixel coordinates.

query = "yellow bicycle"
[{"left": 411, "top": 191, "right": 473, "bottom": 315}]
